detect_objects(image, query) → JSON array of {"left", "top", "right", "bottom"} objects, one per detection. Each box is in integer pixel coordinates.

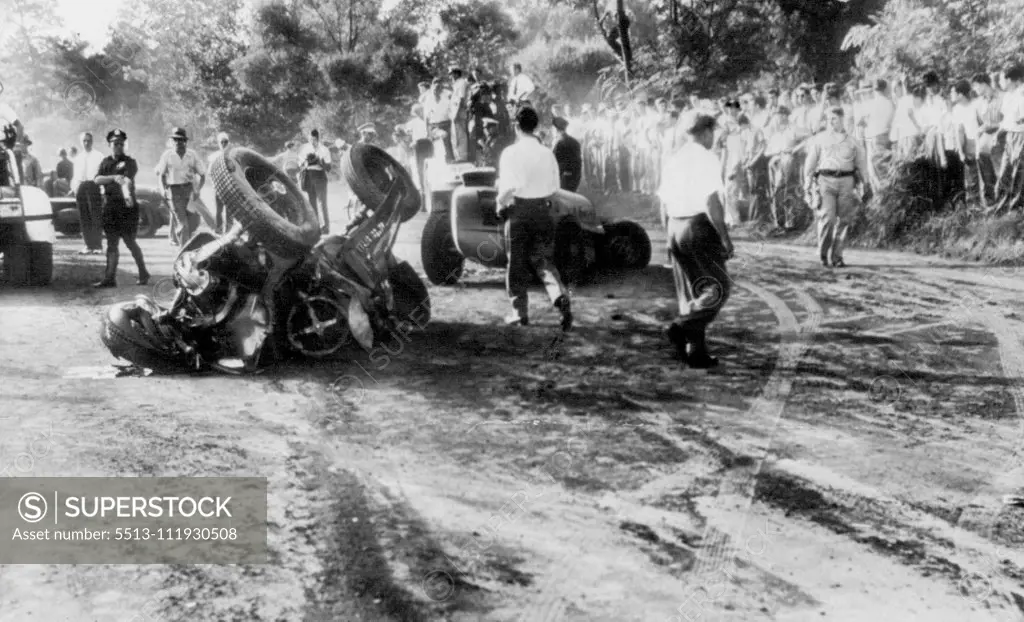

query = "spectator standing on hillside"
[
  {"left": 951, "top": 79, "right": 982, "bottom": 203},
  {"left": 507, "top": 63, "right": 536, "bottom": 108},
  {"left": 154, "top": 127, "right": 205, "bottom": 246},
  {"left": 971, "top": 73, "right": 1003, "bottom": 208},
  {"left": 861, "top": 78, "right": 896, "bottom": 187},
  {"left": 993, "top": 64, "right": 1024, "bottom": 213},
  {"left": 70, "top": 132, "right": 106, "bottom": 254}
]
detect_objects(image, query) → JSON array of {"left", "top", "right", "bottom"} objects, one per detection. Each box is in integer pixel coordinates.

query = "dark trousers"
[
  {"left": 76, "top": 181, "right": 104, "bottom": 251},
  {"left": 994, "top": 131, "right": 1024, "bottom": 213},
  {"left": 303, "top": 169, "right": 329, "bottom": 233},
  {"left": 103, "top": 219, "right": 147, "bottom": 279},
  {"left": 667, "top": 214, "right": 730, "bottom": 331},
  {"left": 504, "top": 199, "right": 568, "bottom": 319}
]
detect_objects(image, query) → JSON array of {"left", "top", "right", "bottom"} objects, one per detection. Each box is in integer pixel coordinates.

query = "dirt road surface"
[{"left": 2, "top": 184, "right": 1024, "bottom": 621}]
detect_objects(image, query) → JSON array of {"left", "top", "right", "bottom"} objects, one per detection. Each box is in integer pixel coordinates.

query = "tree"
[
  {"left": 434, "top": 0, "right": 519, "bottom": 74},
  {"left": 0, "top": 0, "right": 66, "bottom": 114}
]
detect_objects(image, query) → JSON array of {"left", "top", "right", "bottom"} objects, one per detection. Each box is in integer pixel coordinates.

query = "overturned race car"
[
  {"left": 99, "top": 144, "right": 428, "bottom": 374},
  {"left": 420, "top": 163, "right": 652, "bottom": 286}
]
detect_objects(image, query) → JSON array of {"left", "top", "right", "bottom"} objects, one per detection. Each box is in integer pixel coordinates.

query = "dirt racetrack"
[{"left": 2, "top": 182, "right": 1024, "bottom": 621}]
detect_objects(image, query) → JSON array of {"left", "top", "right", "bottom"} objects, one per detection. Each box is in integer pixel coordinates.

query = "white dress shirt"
[
  {"left": 154, "top": 148, "right": 203, "bottom": 185},
  {"left": 71, "top": 148, "right": 106, "bottom": 189},
  {"left": 297, "top": 143, "right": 332, "bottom": 171},
  {"left": 1000, "top": 88, "right": 1024, "bottom": 132},
  {"left": 508, "top": 73, "right": 536, "bottom": 103},
  {"left": 496, "top": 135, "right": 560, "bottom": 204},
  {"left": 406, "top": 116, "right": 429, "bottom": 141},
  {"left": 952, "top": 102, "right": 981, "bottom": 149},
  {"left": 424, "top": 92, "right": 452, "bottom": 124},
  {"left": 863, "top": 94, "right": 895, "bottom": 138},
  {"left": 658, "top": 142, "right": 724, "bottom": 219}
]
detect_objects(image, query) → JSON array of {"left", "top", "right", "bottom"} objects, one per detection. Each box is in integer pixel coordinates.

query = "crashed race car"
[
  {"left": 99, "top": 144, "right": 428, "bottom": 374},
  {"left": 420, "top": 162, "right": 652, "bottom": 286},
  {"left": 42, "top": 171, "right": 170, "bottom": 238}
]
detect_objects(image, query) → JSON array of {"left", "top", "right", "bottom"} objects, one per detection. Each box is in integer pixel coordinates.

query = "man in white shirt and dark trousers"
[
  {"left": 298, "top": 129, "right": 332, "bottom": 233},
  {"left": 659, "top": 112, "right": 734, "bottom": 369},
  {"left": 70, "top": 132, "right": 106, "bottom": 254},
  {"left": 496, "top": 107, "right": 573, "bottom": 331},
  {"left": 155, "top": 127, "right": 206, "bottom": 246},
  {"left": 993, "top": 65, "right": 1024, "bottom": 214}
]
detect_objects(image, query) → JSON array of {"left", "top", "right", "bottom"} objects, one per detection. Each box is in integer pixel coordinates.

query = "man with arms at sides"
[
  {"left": 70, "top": 132, "right": 107, "bottom": 254},
  {"left": 659, "top": 112, "right": 734, "bottom": 369},
  {"left": 495, "top": 107, "right": 573, "bottom": 332},
  {"left": 551, "top": 117, "right": 582, "bottom": 192},
  {"left": 298, "top": 129, "right": 332, "bottom": 233},
  {"left": 154, "top": 127, "right": 205, "bottom": 246},
  {"left": 971, "top": 72, "right": 1004, "bottom": 208}
]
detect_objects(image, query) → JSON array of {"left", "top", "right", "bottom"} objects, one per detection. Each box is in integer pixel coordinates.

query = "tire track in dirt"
[
  {"left": 512, "top": 282, "right": 822, "bottom": 622},
  {"left": 687, "top": 283, "right": 822, "bottom": 582}
]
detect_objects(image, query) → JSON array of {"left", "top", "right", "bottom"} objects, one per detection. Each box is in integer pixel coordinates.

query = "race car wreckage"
[{"left": 100, "top": 144, "right": 430, "bottom": 374}]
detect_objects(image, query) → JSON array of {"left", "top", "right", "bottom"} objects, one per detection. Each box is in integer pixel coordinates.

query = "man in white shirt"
[
  {"left": 298, "top": 128, "right": 333, "bottom": 233},
  {"left": 659, "top": 111, "right": 733, "bottom": 368},
  {"left": 507, "top": 63, "right": 536, "bottom": 107},
  {"left": 424, "top": 78, "right": 454, "bottom": 162},
  {"left": 449, "top": 67, "right": 471, "bottom": 161},
  {"left": 765, "top": 106, "right": 802, "bottom": 230},
  {"left": 971, "top": 72, "right": 1003, "bottom": 207},
  {"left": 951, "top": 80, "right": 982, "bottom": 203},
  {"left": 154, "top": 127, "right": 205, "bottom": 246},
  {"left": 496, "top": 107, "right": 572, "bottom": 331},
  {"left": 861, "top": 79, "right": 895, "bottom": 180},
  {"left": 70, "top": 132, "right": 107, "bottom": 254},
  {"left": 993, "top": 64, "right": 1024, "bottom": 213},
  {"left": 207, "top": 131, "right": 232, "bottom": 233}
]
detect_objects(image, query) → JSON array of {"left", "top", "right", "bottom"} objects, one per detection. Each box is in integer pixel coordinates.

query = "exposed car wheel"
[
  {"left": 342, "top": 144, "right": 421, "bottom": 222},
  {"left": 28, "top": 242, "right": 53, "bottom": 286},
  {"left": 55, "top": 208, "right": 81, "bottom": 236},
  {"left": 136, "top": 197, "right": 162, "bottom": 237},
  {"left": 601, "top": 221, "right": 652, "bottom": 270},
  {"left": 389, "top": 260, "right": 431, "bottom": 326},
  {"left": 100, "top": 298, "right": 189, "bottom": 374},
  {"left": 421, "top": 211, "right": 464, "bottom": 285},
  {"left": 1, "top": 243, "right": 31, "bottom": 286},
  {"left": 210, "top": 147, "right": 320, "bottom": 259},
  {"left": 554, "top": 220, "right": 590, "bottom": 286}
]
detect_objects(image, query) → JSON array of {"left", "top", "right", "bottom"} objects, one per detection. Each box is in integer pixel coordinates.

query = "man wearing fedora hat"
[
  {"left": 155, "top": 127, "right": 205, "bottom": 246},
  {"left": 93, "top": 128, "right": 149, "bottom": 288}
]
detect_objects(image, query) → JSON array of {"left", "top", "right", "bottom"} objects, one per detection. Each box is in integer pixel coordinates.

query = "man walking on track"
[
  {"left": 154, "top": 127, "right": 205, "bottom": 246},
  {"left": 298, "top": 129, "right": 332, "bottom": 234},
  {"left": 803, "top": 107, "right": 871, "bottom": 268},
  {"left": 70, "top": 132, "right": 106, "bottom": 255},
  {"left": 93, "top": 129, "right": 148, "bottom": 288},
  {"left": 658, "top": 112, "right": 734, "bottom": 369},
  {"left": 496, "top": 107, "right": 573, "bottom": 332}
]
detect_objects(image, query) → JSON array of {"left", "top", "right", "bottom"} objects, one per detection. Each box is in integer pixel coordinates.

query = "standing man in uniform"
[
  {"left": 208, "top": 131, "right": 232, "bottom": 233},
  {"left": 298, "top": 128, "right": 332, "bottom": 233},
  {"left": 551, "top": 117, "right": 582, "bottom": 192},
  {"left": 658, "top": 112, "right": 733, "bottom": 368},
  {"left": 496, "top": 107, "right": 573, "bottom": 331},
  {"left": 154, "top": 127, "right": 205, "bottom": 246},
  {"left": 803, "top": 107, "right": 871, "bottom": 268},
  {"left": 93, "top": 129, "right": 148, "bottom": 288},
  {"left": 70, "top": 132, "right": 106, "bottom": 255}
]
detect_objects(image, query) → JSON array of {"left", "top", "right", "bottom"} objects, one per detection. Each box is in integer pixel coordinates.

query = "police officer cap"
[
  {"left": 358, "top": 122, "right": 377, "bottom": 134},
  {"left": 552, "top": 117, "right": 569, "bottom": 131},
  {"left": 107, "top": 128, "right": 127, "bottom": 142}
]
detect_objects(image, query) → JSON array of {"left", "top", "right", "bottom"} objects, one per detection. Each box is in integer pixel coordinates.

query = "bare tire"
[
  {"left": 420, "top": 211, "right": 464, "bottom": 285},
  {"left": 600, "top": 221, "right": 652, "bottom": 270},
  {"left": 342, "top": 144, "right": 420, "bottom": 222},
  {"left": 55, "top": 208, "right": 81, "bottom": 236},
  {"left": 28, "top": 242, "right": 52, "bottom": 286},
  {"left": 210, "top": 147, "right": 320, "bottom": 259},
  {"left": 389, "top": 260, "right": 431, "bottom": 326},
  {"left": 100, "top": 299, "right": 189, "bottom": 374},
  {"left": 554, "top": 220, "right": 589, "bottom": 286},
  {"left": 2, "top": 244, "right": 31, "bottom": 286}
]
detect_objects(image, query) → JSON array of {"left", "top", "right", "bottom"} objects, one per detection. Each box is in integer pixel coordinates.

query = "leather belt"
[
  {"left": 816, "top": 169, "right": 854, "bottom": 178},
  {"left": 513, "top": 197, "right": 551, "bottom": 208}
]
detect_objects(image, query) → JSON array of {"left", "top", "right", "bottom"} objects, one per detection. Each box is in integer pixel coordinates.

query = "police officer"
[
  {"left": 803, "top": 106, "right": 871, "bottom": 268},
  {"left": 93, "top": 129, "right": 148, "bottom": 288},
  {"left": 496, "top": 107, "right": 573, "bottom": 331},
  {"left": 658, "top": 112, "right": 733, "bottom": 368},
  {"left": 551, "top": 117, "right": 582, "bottom": 192}
]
